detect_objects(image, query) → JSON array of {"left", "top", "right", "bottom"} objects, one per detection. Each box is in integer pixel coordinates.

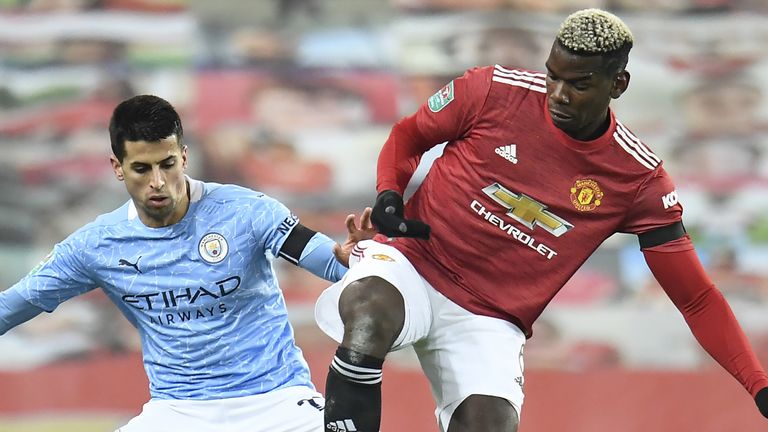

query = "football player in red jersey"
[{"left": 315, "top": 8, "right": 768, "bottom": 432}]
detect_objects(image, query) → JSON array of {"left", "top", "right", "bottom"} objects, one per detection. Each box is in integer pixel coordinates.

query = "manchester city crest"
[{"left": 198, "top": 232, "right": 229, "bottom": 264}]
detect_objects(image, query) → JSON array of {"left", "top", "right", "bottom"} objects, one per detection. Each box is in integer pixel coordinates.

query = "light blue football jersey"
[{"left": 5, "top": 178, "right": 328, "bottom": 400}]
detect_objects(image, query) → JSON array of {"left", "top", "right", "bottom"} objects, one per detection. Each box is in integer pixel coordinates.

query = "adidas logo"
[
  {"left": 495, "top": 144, "right": 518, "bottom": 164},
  {"left": 326, "top": 419, "right": 358, "bottom": 431}
]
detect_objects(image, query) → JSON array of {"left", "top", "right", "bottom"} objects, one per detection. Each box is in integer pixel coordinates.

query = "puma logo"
[
  {"left": 297, "top": 397, "right": 324, "bottom": 411},
  {"left": 118, "top": 256, "right": 142, "bottom": 273}
]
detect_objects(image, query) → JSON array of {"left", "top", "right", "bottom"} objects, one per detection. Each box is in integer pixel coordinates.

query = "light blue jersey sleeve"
[
  {"left": 297, "top": 232, "right": 347, "bottom": 282},
  {"left": 255, "top": 194, "right": 347, "bottom": 282},
  {"left": 0, "top": 231, "right": 99, "bottom": 334},
  {"left": 0, "top": 290, "right": 44, "bottom": 335},
  {"left": 256, "top": 194, "right": 299, "bottom": 256}
]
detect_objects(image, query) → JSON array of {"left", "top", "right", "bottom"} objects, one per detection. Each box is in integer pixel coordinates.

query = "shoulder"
[
  {"left": 202, "top": 181, "right": 265, "bottom": 202},
  {"left": 488, "top": 65, "right": 547, "bottom": 95},
  {"left": 462, "top": 65, "right": 495, "bottom": 81},
  {"left": 610, "top": 118, "right": 664, "bottom": 175},
  {"left": 58, "top": 201, "right": 132, "bottom": 251},
  {"left": 442, "top": 65, "right": 544, "bottom": 114},
  {"left": 480, "top": 65, "right": 546, "bottom": 113},
  {"left": 193, "top": 178, "right": 272, "bottom": 205},
  {"left": 196, "top": 179, "right": 287, "bottom": 214},
  {"left": 91, "top": 201, "right": 133, "bottom": 226}
]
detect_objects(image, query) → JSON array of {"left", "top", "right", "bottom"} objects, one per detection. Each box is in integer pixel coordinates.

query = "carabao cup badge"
[{"left": 199, "top": 233, "right": 229, "bottom": 264}]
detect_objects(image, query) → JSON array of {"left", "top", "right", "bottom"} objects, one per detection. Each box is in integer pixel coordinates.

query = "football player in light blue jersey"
[{"left": 0, "top": 95, "right": 374, "bottom": 432}]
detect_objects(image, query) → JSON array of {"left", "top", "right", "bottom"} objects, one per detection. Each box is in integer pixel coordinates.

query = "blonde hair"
[{"left": 556, "top": 8, "right": 633, "bottom": 55}]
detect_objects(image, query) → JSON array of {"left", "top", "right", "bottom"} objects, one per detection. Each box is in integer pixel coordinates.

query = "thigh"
[
  {"left": 229, "top": 386, "right": 325, "bottom": 432},
  {"left": 314, "top": 240, "right": 432, "bottom": 350},
  {"left": 413, "top": 286, "right": 526, "bottom": 432},
  {"left": 447, "top": 395, "right": 519, "bottom": 432},
  {"left": 115, "top": 399, "right": 202, "bottom": 432}
]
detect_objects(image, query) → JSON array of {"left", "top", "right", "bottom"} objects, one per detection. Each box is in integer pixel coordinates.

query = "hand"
[
  {"left": 371, "top": 190, "right": 431, "bottom": 239},
  {"left": 333, "top": 207, "right": 376, "bottom": 267},
  {"left": 756, "top": 387, "right": 768, "bottom": 418}
]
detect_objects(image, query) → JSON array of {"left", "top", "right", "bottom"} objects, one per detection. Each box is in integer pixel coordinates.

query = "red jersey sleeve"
[
  {"left": 644, "top": 237, "right": 768, "bottom": 397},
  {"left": 619, "top": 166, "right": 682, "bottom": 234},
  {"left": 377, "top": 67, "right": 493, "bottom": 193}
]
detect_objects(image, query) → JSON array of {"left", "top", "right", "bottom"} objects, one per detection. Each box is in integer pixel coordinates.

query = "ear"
[
  {"left": 181, "top": 145, "right": 189, "bottom": 170},
  {"left": 110, "top": 155, "right": 125, "bottom": 181},
  {"left": 611, "top": 71, "right": 630, "bottom": 99}
]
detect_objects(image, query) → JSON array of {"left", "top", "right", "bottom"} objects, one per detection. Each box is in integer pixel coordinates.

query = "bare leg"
[
  {"left": 447, "top": 395, "right": 519, "bottom": 432},
  {"left": 323, "top": 276, "right": 405, "bottom": 432}
]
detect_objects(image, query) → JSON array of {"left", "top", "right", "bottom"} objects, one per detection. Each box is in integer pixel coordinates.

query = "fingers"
[
  {"left": 346, "top": 208, "right": 375, "bottom": 234},
  {"left": 345, "top": 213, "right": 357, "bottom": 233},
  {"left": 360, "top": 207, "right": 373, "bottom": 231}
]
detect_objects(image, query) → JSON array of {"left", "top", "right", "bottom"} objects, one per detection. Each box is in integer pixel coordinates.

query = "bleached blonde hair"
[{"left": 557, "top": 8, "right": 633, "bottom": 55}]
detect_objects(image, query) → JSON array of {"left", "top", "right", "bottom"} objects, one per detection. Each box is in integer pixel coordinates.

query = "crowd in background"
[{"left": 1, "top": 0, "right": 768, "bottom": 374}]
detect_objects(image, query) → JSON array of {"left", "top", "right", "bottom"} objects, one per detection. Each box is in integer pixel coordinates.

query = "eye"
[
  {"left": 133, "top": 166, "right": 148, "bottom": 173},
  {"left": 161, "top": 161, "right": 176, "bottom": 169}
]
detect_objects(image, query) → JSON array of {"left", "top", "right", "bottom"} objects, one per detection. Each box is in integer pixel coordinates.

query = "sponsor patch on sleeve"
[
  {"left": 661, "top": 190, "right": 679, "bottom": 209},
  {"left": 28, "top": 250, "right": 54, "bottom": 275},
  {"left": 428, "top": 80, "right": 455, "bottom": 112}
]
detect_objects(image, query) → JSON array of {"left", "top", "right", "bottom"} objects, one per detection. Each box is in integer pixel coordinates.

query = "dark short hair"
[{"left": 109, "top": 95, "right": 184, "bottom": 162}]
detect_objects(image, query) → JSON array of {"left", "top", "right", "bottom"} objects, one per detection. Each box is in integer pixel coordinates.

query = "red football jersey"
[{"left": 380, "top": 65, "right": 682, "bottom": 337}]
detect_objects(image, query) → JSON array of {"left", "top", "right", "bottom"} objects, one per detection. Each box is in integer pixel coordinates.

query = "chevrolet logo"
[{"left": 482, "top": 183, "right": 573, "bottom": 237}]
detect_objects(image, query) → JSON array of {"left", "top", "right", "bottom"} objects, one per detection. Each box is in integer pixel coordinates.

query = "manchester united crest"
[{"left": 570, "top": 179, "right": 603, "bottom": 212}]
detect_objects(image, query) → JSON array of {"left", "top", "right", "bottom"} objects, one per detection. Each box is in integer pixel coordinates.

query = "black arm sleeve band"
[
  {"left": 278, "top": 223, "right": 317, "bottom": 265},
  {"left": 637, "top": 221, "right": 686, "bottom": 249}
]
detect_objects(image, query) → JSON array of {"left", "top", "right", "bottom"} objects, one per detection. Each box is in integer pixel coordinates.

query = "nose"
[
  {"left": 550, "top": 81, "right": 570, "bottom": 105},
  {"left": 150, "top": 167, "right": 166, "bottom": 190}
]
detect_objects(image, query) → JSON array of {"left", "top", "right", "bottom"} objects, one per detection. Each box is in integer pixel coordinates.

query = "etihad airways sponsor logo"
[
  {"left": 150, "top": 303, "right": 228, "bottom": 326},
  {"left": 121, "top": 275, "right": 241, "bottom": 311},
  {"left": 470, "top": 200, "right": 558, "bottom": 260}
]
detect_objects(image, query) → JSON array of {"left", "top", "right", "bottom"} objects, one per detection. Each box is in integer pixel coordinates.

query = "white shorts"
[
  {"left": 315, "top": 240, "right": 526, "bottom": 432},
  {"left": 115, "top": 385, "right": 324, "bottom": 432}
]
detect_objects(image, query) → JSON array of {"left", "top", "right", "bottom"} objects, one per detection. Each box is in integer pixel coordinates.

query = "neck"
[{"left": 572, "top": 111, "right": 610, "bottom": 141}]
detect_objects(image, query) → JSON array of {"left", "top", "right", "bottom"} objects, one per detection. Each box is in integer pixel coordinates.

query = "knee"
[
  {"left": 338, "top": 276, "right": 405, "bottom": 357},
  {"left": 448, "top": 395, "right": 519, "bottom": 432}
]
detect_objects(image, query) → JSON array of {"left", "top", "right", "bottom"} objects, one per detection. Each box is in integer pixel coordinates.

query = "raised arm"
[{"left": 374, "top": 68, "right": 493, "bottom": 238}]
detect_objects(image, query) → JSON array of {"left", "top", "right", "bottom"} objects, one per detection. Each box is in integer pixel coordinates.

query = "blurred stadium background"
[{"left": 1, "top": 0, "right": 768, "bottom": 431}]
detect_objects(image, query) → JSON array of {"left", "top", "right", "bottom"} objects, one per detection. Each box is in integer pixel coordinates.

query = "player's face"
[
  {"left": 111, "top": 135, "right": 189, "bottom": 228},
  {"left": 544, "top": 42, "right": 628, "bottom": 141}
]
